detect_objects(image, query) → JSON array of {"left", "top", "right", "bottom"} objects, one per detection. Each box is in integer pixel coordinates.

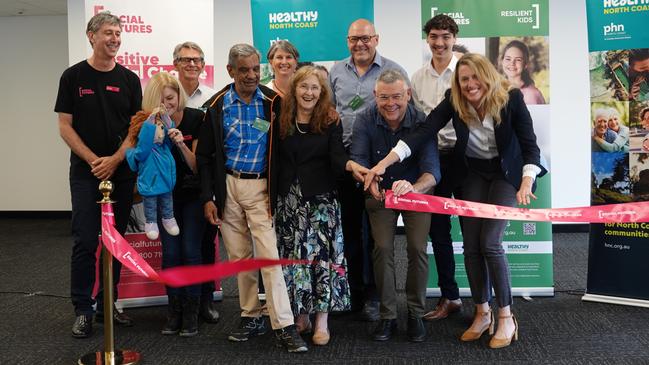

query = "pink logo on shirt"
[
  {"left": 106, "top": 85, "right": 120, "bottom": 92},
  {"left": 79, "top": 87, "right": 95, "bottom": 97}
]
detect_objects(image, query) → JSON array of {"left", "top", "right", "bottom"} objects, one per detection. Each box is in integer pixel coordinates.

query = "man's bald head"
[{"left": 346, "top": 18, "right": 379, "bottom": 67}]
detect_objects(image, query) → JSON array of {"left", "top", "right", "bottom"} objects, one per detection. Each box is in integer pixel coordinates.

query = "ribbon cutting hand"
[
  {"left": 363, "top": 165, "right": 385, "bottom": 201},
  {"left": 392, "top": 179, "right": 415, "bottom": 197}
]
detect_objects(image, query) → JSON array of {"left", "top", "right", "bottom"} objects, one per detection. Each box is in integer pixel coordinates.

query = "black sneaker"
[
  {"left": 228, "top": 316, "right": 268, "bottom": 342},
  {"left": 274, "top": 324, "right": 308, "bottom": 353},
  {"left": 72, "top": 314, "right": 92, "bottom": 338}
]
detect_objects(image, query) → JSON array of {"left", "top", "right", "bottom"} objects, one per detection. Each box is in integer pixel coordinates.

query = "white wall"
[
  {"left": 0, "top": 0, "right": 590, "bottom": 211},
  {"left": 0, "top": 15, "right": 70, "bottom": 210},
  {"left": 548, "top": 0, "right": 590, "bottom": 209}
]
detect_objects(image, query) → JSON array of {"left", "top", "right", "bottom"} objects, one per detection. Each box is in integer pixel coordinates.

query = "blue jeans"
[
  {"left": 143, "top": 192, "right": 174, "bottom": 223},
  {"left": 160, "top": 198, "right": 205, "bottom": 296}
]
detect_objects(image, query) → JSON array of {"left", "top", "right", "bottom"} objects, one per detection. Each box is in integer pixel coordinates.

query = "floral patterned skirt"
[{"left": 276, "top": 181, "right": 351, "bottom": 315}]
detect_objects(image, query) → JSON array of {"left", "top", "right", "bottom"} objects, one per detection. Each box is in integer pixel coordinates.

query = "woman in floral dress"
[{"left": 275, "top": 66, "right": 367, "bottom": 345}]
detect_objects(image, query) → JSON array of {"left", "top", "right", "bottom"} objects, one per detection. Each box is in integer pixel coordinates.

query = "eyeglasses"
[
  {"left": 377, "top": 93, "right": 405, "bottom": 102},
  {"left": 177, "top": 57, "right": 204, "bottom": 64},
  {"left": 347, "top": 35, "right": 376, "bottom": 44}
]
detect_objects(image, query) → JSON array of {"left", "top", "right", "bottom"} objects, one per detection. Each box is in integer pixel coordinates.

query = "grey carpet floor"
[{"left": 1, "top": 219, "right": 648, "bottom": 364}]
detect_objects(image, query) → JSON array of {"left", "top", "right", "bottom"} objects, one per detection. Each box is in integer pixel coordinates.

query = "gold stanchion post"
[{"left": 78, "top": 181, "right": 141, "bottom": 365}]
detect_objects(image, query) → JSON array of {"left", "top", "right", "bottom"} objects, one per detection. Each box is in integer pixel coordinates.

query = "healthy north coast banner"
[
  {"left": 419, "top": 0, "right": 553, "bottom": 297},
  {"left": 585, "top": 0, "right": 649, "bottom": 307},
  {"left": 250, "top": 0, "right": 373, "bottom": 83}
]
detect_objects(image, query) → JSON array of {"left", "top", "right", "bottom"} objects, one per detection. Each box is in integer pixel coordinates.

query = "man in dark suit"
[{"left": 351, "top": 69, "right": 440, "bottom": 342}]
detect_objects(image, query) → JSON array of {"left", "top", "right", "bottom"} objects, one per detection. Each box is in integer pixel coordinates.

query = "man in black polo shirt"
[{"left": 55, "top": 11, "right": 142, "bottom": 338}]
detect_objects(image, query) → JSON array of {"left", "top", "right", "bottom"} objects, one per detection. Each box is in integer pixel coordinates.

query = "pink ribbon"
[
  {"left": 384, "top": 190, "right": 649, "bottom": 223},
  {"left": 101, "top": 204, "right": 304, "bottom": 287}
]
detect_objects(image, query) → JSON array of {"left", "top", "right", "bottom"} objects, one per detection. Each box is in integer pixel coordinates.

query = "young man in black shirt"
[{"left": 55, "top": 11, "right": 142, "bottom": 338}]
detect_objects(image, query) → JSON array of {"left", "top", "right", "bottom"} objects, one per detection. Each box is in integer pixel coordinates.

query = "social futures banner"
[
  {"left": 419, "top": 0, "right": 553, "bottom": 297},
  {"left": 584, "top": 0, "right": 649, "bottom": 307},
  {"left": 250, "top": 0, "right": 373, "bottom": 84},
  {"left": 84, "top": 0, "right": 214, "bottom": 89},
  {"left": 81, "top": 0, "right": 216, "bottom": 307}
]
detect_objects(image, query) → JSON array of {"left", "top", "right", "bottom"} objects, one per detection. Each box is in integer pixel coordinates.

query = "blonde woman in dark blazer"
[{"left": 364, "top": 53, "right": 547, "bottom": 349}]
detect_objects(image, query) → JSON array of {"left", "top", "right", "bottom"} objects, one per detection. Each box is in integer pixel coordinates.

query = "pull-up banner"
[
  {"left": 250, "top": 0, "right": 373, "bottom": 84},
  {"left": 584, "top": 0, "right": 649, "bottom": 307},
  {"left": 419, "top": 0, "right": 552, "bottom": 297},
  {"left": 84, "top": 0, "right": 214, "bottom": 88}
]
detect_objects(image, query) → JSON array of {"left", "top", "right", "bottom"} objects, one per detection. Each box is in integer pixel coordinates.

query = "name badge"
[
  {"left": 348, "top": 94, "right": 364, "bottom": 111},
  {"left": 252, "top": 117, "right": 270, "bottom": 133}
]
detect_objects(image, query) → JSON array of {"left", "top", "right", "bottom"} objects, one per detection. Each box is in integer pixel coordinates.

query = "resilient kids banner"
[
  {"left": 419, "top": 0, "right": 553, "bottom": 297},
  {"left": 584, "top": 0, "right": 649, "bottom": 306},
  {"left": 250, "top": 0, "right": 373, "bottom": 84},
  {"left": 82, "top": 0, "right": 216, "bottom": 307}
]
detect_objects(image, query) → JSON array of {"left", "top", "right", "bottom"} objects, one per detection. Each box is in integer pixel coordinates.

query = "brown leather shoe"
[{"left": 423, "top": 298, "right": 462, "bottom": 321}]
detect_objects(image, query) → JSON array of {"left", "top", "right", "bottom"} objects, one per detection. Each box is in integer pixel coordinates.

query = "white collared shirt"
[
  {"left": 411, "top": 55, "right": 458, "bottom": 150},
  {"left": 465, "top": 114, "right": 499, "bottom": 159},
  {"left": 186, "top": 83, "right": 217, "bottom": 109}
]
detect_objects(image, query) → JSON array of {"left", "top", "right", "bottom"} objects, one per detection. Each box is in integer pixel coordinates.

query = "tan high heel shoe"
[
  {"left": 312, "top": 328, "right": 330, "bottom": 345},
  {"left": 489, "top": 314, "right": 518, "bottom": 349},
  {"left": 460, "top": 309, "right": 494, "bottom": 342}
]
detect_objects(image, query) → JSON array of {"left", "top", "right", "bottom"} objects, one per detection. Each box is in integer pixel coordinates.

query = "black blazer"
[
  {"left": 277, "top": 121, "right": 348, "bottom": 197},
  {"left": 403, "top": 88, "right": 547, "bottom": 191}
]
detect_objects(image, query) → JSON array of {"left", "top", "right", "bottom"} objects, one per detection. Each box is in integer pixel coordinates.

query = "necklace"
[{"left": 295, "top": 120, "right": 308, "bottom": 134}]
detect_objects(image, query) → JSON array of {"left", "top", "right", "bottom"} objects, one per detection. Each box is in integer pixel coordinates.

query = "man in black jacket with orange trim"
[{"left": 196, "top": 43, "right": 307, "bottom": 353}]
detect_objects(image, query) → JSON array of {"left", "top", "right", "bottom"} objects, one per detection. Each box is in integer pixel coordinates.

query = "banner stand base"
[
  {"left": 78, "top": 350, "right": 141, "bottom": 365},
  {"left": 116, "top": 291, "right": 224, "bottom": 309},
  {"left": 582, "top": 293, "right": 649, "bottom": 308},
  {"left": 426, "top": 287, "right": 554, "bottom": 297}
]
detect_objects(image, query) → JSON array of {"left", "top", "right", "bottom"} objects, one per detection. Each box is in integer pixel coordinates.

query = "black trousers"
[
  {"left": 461, "top": 157, "right": 517, "bottom": 308},
  {"left": 70, "top": 177, "right": 134, "bottom": 315},
  {"left": 428, "top": 152, "right": 463, "bottom": 300},
  {"left": 201, "top": 223, "right": 218, "bottom": 296},
  {"left": 338, "top": 173, "right": 377, "bottom": 307}
]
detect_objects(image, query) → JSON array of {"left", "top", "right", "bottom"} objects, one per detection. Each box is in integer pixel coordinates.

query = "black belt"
[{"left": 226, "top": 169, "right": 267, "bottom": 179}]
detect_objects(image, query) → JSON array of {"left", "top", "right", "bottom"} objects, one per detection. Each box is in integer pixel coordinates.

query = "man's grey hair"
[
  {"left": 376, "top": 69, "right": 408, "bottom": 87},
  {"left": 86, "top": 11, "right": 121, "bottom": 34},
  {"left": 228, "top": 44, "right": 261, "bottom": 67},
  {"left": 173, "top": 41, "right": 205, "bottom": 61}
]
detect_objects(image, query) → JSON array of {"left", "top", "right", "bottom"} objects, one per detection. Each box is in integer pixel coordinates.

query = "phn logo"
[{"left": 603, "top": 22, "right": 624, "bottom": 35}]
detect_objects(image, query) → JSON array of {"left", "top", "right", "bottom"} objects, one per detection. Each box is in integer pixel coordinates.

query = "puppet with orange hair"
[{"left": 126, "top": 106, "right": 180, "bottom": 240}]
